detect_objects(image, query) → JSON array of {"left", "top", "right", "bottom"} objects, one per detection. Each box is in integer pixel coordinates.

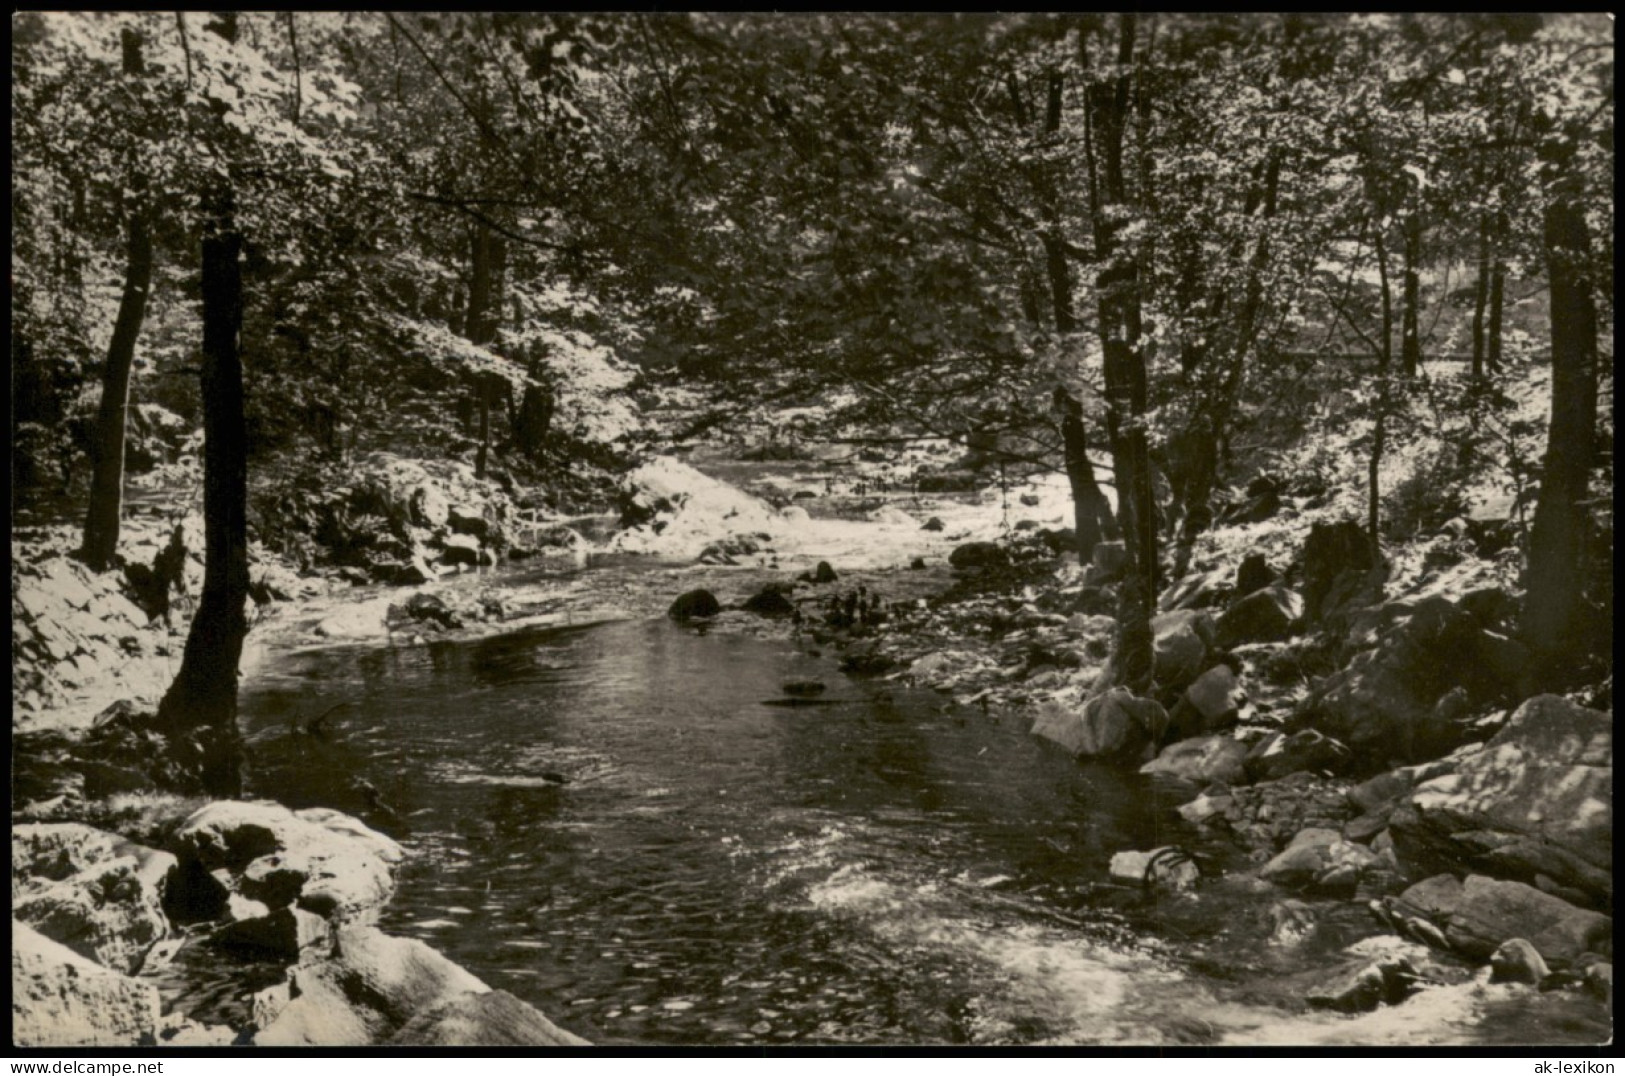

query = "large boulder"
[
  {"left": 12, "top": 921, "right": 160, "bottom": 1047},
  {"left": 740, "top": 584, "right": 797, "bottom": 618},
  {"left": 168, "top": 802, "right": 402, "bottom": 926},
  {"left": 254, "top": 926, "right": 486, "bottom": 1046},
  {"left": 1215, "top": 585, "right": 1301, "bottom": 649},
  {"left": 1140, "top": 735, "right": 1249, "bottom": 785},
  {"left": 1301, "top": 520, "right": 1378, "bottom": 623},
  {"left": 1234, "top": 554, "right": 1277, "bottom": 600},
  {"left": 949, "top": 542, "right": 1009, "bottom": 571},
  {"left": 1389, "top": 875, "right": 1612, "bottom": 968},
  {"left": 391, "top": 991, "right": 588, "bottom": 1047},
  {"left": 1260, "top": 827, "right": 1378, "bottom": 895},
  {"left": 1166, "top": 663, "right": 1244, "bottom": 741},
  {"left": 1293, "top": 597, "right": 1521, "bottom": 766},
  {"left": 255, "top": 925, "right": 584, "bottom": 1046},
  {"left": 1245, "top": 729, "right": 1352, "bottom": 783},
  {"left": 12, "top": 824, "right": 175, "bottom": 975},
  {"left": 1389, "top": 695, "right": 1611, "bottom": 905},
  {"left": 667, "top": 589, "right": 721, "bottom": 621},
  {"left": 1031, "top": 689, "right": 1168, "bottom": 760},
  {"left": 1151, "top": 610, "right": 1216, "bottom": 693}
]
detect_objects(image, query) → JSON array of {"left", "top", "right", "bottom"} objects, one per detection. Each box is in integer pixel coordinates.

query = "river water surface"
[{"left": 234, "top": 562, "right": 1608, "bottom": 1047}]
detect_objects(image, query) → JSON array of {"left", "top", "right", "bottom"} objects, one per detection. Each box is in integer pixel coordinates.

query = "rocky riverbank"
[
  {"left": 666, "top": 499, "right": 1613, "bottom": 1032},
  {"left": 12, "top": 455, "right": 604, "bottom": 1048},
  {"left": 11, "top": 447, "right": 1613, "bottom": 1045}
]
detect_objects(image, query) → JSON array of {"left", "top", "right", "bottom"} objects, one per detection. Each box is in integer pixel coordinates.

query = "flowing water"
[{"left": 234, "top": 567, "right": 1609, "bottom": 1047}]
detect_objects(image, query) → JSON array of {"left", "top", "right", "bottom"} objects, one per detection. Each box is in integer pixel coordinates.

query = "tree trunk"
[
  {"left": 475, "top": 379, "right": 492, "bottom": 479},
  {"left": 79, "top": 203, "right": 152, "bottom": 571},
  {"left": 1487, "top": 210, "right": 1507, "bottom": 370},
  {"left": 1520, "top": 194, "right": 1599, "bottom": 661},
  {"left": 1471, "top": 213, "right": 1491, "bottom": 380},
  {"left": 515, "top": 382, "right": 555, "bottom": 463},
  {"left": 156, "top": 190, "right": 248, "bottom": 798},
  {"left": 1086, "top": 13, "right": 1156, "bottom": 694},
  {"left": 1368, "top": 228, "right": 1394, "bottom": 548},
  {"left": 1055, "top": 388, "right": 1118, "bottom": 559},
  {"left": 1400, "top": 211, "right": 1422, "bottom": 377}
]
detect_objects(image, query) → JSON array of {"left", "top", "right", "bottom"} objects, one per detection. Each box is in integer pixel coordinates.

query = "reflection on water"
[{"left": 238, "top": 618, "right": 1602, "bottom": 1046}]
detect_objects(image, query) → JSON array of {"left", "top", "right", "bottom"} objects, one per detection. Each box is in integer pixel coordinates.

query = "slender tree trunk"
[
  {"left": 1471, "top": 213, "right": 1491, "bottom": 380},
  {"left": 1520, "top": 193, "right": 1599, "bottom": 661},
  {"left": 80, "top": 30, "right": 154, "bottom": 571},
  {"left": 1368, "top": 229, "right": 1394, "bottom": 548},
  {"left": 476, "top": 382, "right": 492, "bottom": 479},
  {"left": 1487, "top": 210, "right": 1507, "bottom": 370},
  {"left": 463, "top": 223, "right": 505, "bottom": 477},
  {"left": 1055, "top": 388, "right": 1118, "bottom": 559},
  {"left": 80, "top": 205, "right": 153, "bottom": 571},
  {"left": 1400, "top": 211, "right": 1422, "bottom": 378}
]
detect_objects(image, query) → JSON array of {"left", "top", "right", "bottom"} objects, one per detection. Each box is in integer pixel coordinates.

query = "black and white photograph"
[{"left": 10, "top": 12, "right": 1614, "bottom": 1051}]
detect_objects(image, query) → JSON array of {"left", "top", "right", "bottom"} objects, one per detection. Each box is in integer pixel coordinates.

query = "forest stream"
[{"left": 170, "top": 545, "right": 1602, "bottom": 1048}]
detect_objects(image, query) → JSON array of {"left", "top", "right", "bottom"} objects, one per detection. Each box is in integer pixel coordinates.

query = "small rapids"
[{"left": 233, "top": 572, "right": 1600, "bottom": 1046}]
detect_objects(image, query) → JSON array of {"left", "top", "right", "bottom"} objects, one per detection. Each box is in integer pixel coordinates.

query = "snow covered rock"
[{"left": 613, "top": 457, "right": 784, "bottom": 559}]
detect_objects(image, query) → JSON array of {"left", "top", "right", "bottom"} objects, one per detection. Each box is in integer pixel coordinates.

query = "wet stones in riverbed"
[
  {"left": 1490, "top": 938, "right": 1551, "bottom": 985},
  {"left": 798, "top": 560, "right": 839, "bottom": 585},
  {"left": 1382, "top": 874, "right": 1612, "bottom": 970},
  {"left": 1109, "top": 847, "right": 1200, "bottom": 893},
  {"left": 668, "top": 589, "right": 721, "bottom": 620},
  {"left": 741, "top": 584, "right": 797, "bottom": 618},
  {"left": 1302, "top": 935, "right": 1427, "bottom": 1013},
  {"left": 921, "top": 516, "right": 945, "bottom": 532}
]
